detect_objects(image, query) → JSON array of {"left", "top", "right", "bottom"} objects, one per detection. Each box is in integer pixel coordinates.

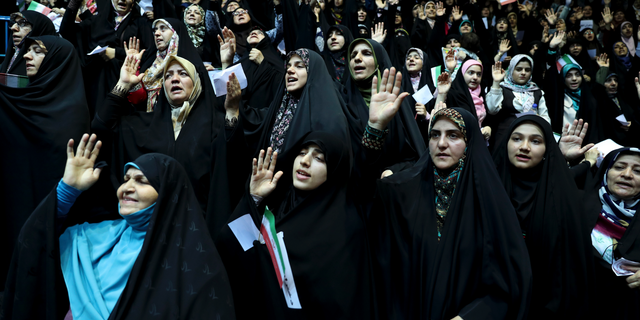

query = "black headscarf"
[
  {"left": 0, "top": 35, "right": 90, "bottom": 291},
  {"left": 2, "top": 153, "right": 236, "bottom": 320},
  {"left": 491, "top": 115, "right": 595, "bottom": 319},
  {"left": 0, "top": 11, "right": 56, "bottom": 75},
  {"left": 227, "top": 6, "right": 266, "bottom": 58},
  {"left": 592, "top": 77, "right": 640, "bottom": 148},
  {"left": 293, "top": 2, "right": 330, "bottom": 52},
  {"left": 400, "top": 47, "right": 435, "bottom": 95},
  {"left": 239, "top": 30, "right": 285, "bottom": 109},
  {"left": 444, "top": 60, "right": 487, "bottom": 122},
  {"left": 216, "top": 132, "right": 374, "bottom": 319},
  {"left": 340, "top": 39, "right": 426, "bottom": 176},
  {"left": 370, "top": 108, "right": 531, "bottom": 319},
  {"left": 582, "top": 148, "right": 640, "bottom": 319},
  {"left": 321, "top": 25, "right": 354, "bottom": 84}
]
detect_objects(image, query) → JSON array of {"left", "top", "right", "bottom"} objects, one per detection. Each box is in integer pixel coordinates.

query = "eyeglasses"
[
  {"left": 10, "top": 19, "right": 31, "bottom": 29},
  {"left": 583, "top": 31, "right": 594, "bottom": 35},
  {"left": 233, "top": 9, "right": 247, "bottom": 16}
]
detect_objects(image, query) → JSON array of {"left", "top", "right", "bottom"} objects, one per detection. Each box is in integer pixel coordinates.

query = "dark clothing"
[{"left": 0, "top": 11, "right": 56, "bottom": 76}]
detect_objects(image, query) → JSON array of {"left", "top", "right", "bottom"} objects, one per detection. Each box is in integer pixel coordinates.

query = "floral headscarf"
[
  {"left": 142, "top": 19, "right": 179, "bottom": 112},
  {"left": 184, "top": 4, "right": 206, "bottom": 48}
]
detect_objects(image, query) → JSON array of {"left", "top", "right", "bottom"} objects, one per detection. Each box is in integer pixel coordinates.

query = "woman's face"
[
  {"left": 226, "top": 1, "right": 239, "bottom": 12},
  {"left": 154, "top": 22, "right": 174, "bottom": 51},
  {"left": 334, "top": 0, "right": 344, "bottom": 7},
  {"left": 481, "top": 7, "right": 490, "bottom": 17},
  {"left": 569, "top": 42, "right": 583, "bottom": 57},
  {"left": 614, "top": 11, "right": 625, "bottom": 23},
  {"left": 23, "top": 42, "right": 46, "bottom": 78},
  {"left": 233, "top": 9, "right": 251, "bottom": 25},
  {"left": 10, "top": 15, "right": 32, "bottom": 47},
  {"left": 112, "top": 0, "right": 134, "bottom": 15},
  {"left": 463, "top": 65, "right": 482, "bottom": 89},
  {"left": 564, "top": 69, "right": 582, "bottom": 90},
  {"left": 164, "top": 61, "right": 194, "bottom": 105},
  {"left": 556, "top": 19, "right": 566, "bottom": 31},
  {"left": 429, "top": 118, "right": 467, "bottom": 171},
  {"left": 614, "top": 42, "right": 629, "bottom": 57},
  {"left": 247, "top": 29, "right": 265, "bottom": 46},
  {"left": 395, "top": 12, "right": 402, "bottom": 25},
  {"left": 286, "top": 54, "right": 308, "bottom": 94},
  {"left": 604, "top": 76, "right": 618, "bottom": 95},
  {"left": 426, "top": 3, "right": 436, "bottom": 18},
  {"left": 507, "top": 122, "right": 546, "bottom": 170},
  {"left": 508, "top": 14, "right": 517, "bottom": 27},
  {"left": 406, "top": 51, "right": 423, "bottom": 73},
  {"left": 622, "top": 23, "right": 634, "bottom": 38},
  {"left": 496, "top": 19, "right": 508, "bottom": 32},
  {"left": 357, "top": 8, "right": 367, "bottom": 21},
  {"left": 350, "top": 42, "right": 376, "bottom": 81},
  {"left": 445, "top": 38, "right": 460, "bottom": 49},
  {"left": 117, "top": 167, "right": 159, "bottom": 216},
  {"left": 185, "top": 6, "right": 203, "bottom": 26},
  {"left": 512, "top": 60, "right": 532, "bottom": 85},
  {"left": 606, "top": 154, "right": 640, "bottom": 200},
  {"left": 292, "top": 143, "right": 327, "bottom": 191},
  {"left": 327, "top": 29, "right": 345, "bottom": 52},
  {"left": 459, "top": 21, "right": 472, "bottom": 34},
  {"left": 413, "top": 5, "right": 420, "bottom": 18},
  {"left": 583, "top": 29, "right": 594, "bottom": 42},
  {"left": 583, "top": 5, "right": 592, "bottom": 18}
]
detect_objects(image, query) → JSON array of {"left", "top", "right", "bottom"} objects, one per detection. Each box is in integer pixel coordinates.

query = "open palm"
[
  {"left": 250, "top": 148, "right": 284, "bottom": 199},
  {"left": 369, "top": 67, "right": 408, "bottom": 130},
  {"left": 559, "top": 119, "right": 594, "bottom": 161},
  {"left": 62, "top": 134, "right": 102, "bottom": 191}
]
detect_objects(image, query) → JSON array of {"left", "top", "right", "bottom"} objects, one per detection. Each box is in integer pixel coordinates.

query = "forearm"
[
  {"left": 56, "top": 179, "right": 83, "bottom": 217},
  {"left": 485, "top": 87, "right": 503, "bottom": 115}
]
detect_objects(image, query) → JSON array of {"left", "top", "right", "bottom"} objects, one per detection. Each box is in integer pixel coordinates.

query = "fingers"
[
  {"left": 580, "top": 121, "right": 589, "bottom": 138},
  {"left": 217, "top": 34, "right": 224, "bottom": 46},
  {"left": 252, "top": 158, "right": 258, "bottom": 176},
  {"left": 268, "top": 151, "right": 278, "bottom": 173},
  {"left": 76, "top": 133, "right": 89, "bottom": 157},
  {"left": 256, "top": 149, "right": 265, "bottom": 173},
  {"left": 371, "top": 75, "right": 378, "bottom": 95},
  {"left": 379, "top": 68, "right": 391, "bottom": 93},
  {"left": 264, "top": 147, "right": 273, "bottom": 171},
  {"left": 83, "top": 134, "right": 98, "bottom": 159},
  {"left": 272, "top": 171, "right": 284, "bottom": 185},
  {"left": 67, "top": 139, "right": 75, "bottom": 159},
  {"left": 562, "top": 122, "right": 569, "bottom": 136},
  {"left": 89, "top": 140, "right": 102, "bottom": 162},
  {"left": 392, "top": 70, "right": 402, "bottom": 96}
]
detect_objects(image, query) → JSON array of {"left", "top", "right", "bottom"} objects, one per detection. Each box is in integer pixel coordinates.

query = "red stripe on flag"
[{"left": 261, "top": 225, "right": 283, "bottom": 287}]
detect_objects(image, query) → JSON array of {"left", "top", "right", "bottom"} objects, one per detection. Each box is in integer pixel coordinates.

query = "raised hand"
[
  {"left": 218, "top": 27, "right": 236, "bottom": 69},
  {"left": 124, "top": 37, "right": 144, "bottom": 61},
  {"left": 574, "top": 7, "right": 583, "bottom": 19},
  {"left": 492, "top": 61, "right": 505, "bottom": 83},
  {"left": 62, "top": 134, "right": 103, "bottom": 191},
  {"left": 584, "top": 147, "right": 599, "bottom": 167},
  {"left": 436, "top": 72, "right": 451, "bottom": 94},
  {"left": 249, "top": 48, "right": 264, "bottom": 65},
  {"left": 635, "top": 71, "right": 640, "bottom": 99},
  {"left": 549, "top": 30, "right": 565, "bottom": 49},
  {"left": 118, "top": 53, "right": 145, "bottom": 87},
  {"left": 567, "top": 30, "right": 576, "bottom": 39},
  {"left": 436, "top": 1, "right": 445, "bottom": 16},
  {"left": 452, "top": 6, "right": 463, "bottom": 21},
  {"left": 371, "top": 22, "right": 387, "bottom": 44},
  {"left": 445, "top": 50, "right": 457, "bottom": 72},
  {"left": 559, "top": 119, "right": 594, "bottom": 161},
  {"left": 499, "top": 39, "right": 511, "bottom": 53},
  {"left": 601, "top": 7, "right": 613, "bottom": 24},
  {"left": 375, "top": 0, "right": 386, "bottom": 9},
  {"left": 249, "top": 148, "right": 283, "bottom": 199},
  {"left": 224, "top": 73, "right": 241, "bottom": 119},
  {"left": 368, "top": 67, "right": 408, "bottom": 130},
  {"left": 596, "top": 53, "right": 609, "bottom": 68},
  {"left": 545, "top": 9, "right": 558, "bottom": 25}
]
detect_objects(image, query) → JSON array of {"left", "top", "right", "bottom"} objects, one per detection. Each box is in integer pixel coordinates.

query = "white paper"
[
  {"left": 612, "top": 257, "right": 640, "bottom": 276},
  {"left": 587, "top": 49, "right": 597, "bottom": 59},
  {"left": 413, "top": 85, "right": 434, "bottom": 105},
  {"left": 579, "top": 19, "right": 593, "bottom": 32},
  {"left": 594, "top": 139, "right": 624, "bottom": 167},
  {"left": 431, "top": 66, "right": 442, "bottom": 87},
  {"left": 228, "top": 214, "right": 260, "bottom": 251},
  {"left": 88, "top": 45, "right": 108, "bottom": 55},
  {"left": 210, "top": 63, "right": 248, "bottom": 97},
  {"left": 553, "top": 132, "right": 561, "bottom": 143},
  {"left": 616, "top": 114, "right": 630, "bottom": 126},
  {"left": 482, "top": 17, "right": 488, "bottom": 29},
  {"left": 277, "top": 232, "right": 302, "bottom": 309}
]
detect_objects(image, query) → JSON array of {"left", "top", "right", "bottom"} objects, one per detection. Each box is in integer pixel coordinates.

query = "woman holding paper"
[
  {"left": 491, "top": 115, "right": 596, "bottom": 319},
  {"left": 584, "top": 148, "right": 640, "bottom": 319},
  {"left": 485, "top": 54, "right": 550, "bottom": 148},
  {"left": 216, "top": 132, "right": 375, "bottom": 320}
]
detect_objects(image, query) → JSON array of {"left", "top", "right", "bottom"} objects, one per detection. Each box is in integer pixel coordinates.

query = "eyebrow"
[{"left": 512, "top": 132, "right": 544, "bottom": 139}]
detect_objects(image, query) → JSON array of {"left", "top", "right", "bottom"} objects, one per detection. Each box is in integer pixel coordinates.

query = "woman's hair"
[{"left": 460, "top": 33, "right": 480, "bottom": 53}]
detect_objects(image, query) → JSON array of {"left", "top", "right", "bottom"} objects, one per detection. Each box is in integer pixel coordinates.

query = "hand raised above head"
[
  {"left": 63, "top": 134, "right": 103, "bottom": 191},
  {"left": 368, "top": 67, "right": 408, "bottom": 130},
  {"left": 250, "top": 148, "right": 283, "bottom": 199}
]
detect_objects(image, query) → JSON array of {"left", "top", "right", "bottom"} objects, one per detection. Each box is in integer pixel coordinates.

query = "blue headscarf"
[
  {"left": 561, "top": 63, "right": 582, "bottom": 111},
  {"left": 59, "top": 162, "right": 156, "bottom": 319},
  {"left": 614, "top": 41, "right": 633, "bottom": 70}
]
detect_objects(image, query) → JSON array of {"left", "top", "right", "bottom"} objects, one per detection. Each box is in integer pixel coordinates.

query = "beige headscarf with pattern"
[{"left": 162, "top": 56, "right": 202, "bottom": 139}]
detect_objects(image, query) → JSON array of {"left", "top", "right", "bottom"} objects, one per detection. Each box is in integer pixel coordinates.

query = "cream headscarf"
[
  {"left": 142, "top": 19, "right": 180, "bottom": 112},
  {"left": 162, "top": 56, "right": 202, "bottom": 139}
]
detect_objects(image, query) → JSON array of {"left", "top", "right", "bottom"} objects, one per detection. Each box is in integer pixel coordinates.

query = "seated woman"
[
  {"left": 584, "top": 148, "right": 640, "bottom": 319},
  {"left": 92, "top": 53, "right": 223, "bottom": 222},
  {"left": 370, "top": 107, "right": 531, "bottom": 319},
  {"left": 321, "top": 25, "right": 354, "bottom": 84},
  {"left": 2, "top": 134, "right": 235, "bottom": 319},
  {"left": 433, "top": 59, "right": 493, "bottom": 142},
  {"left": 486, "top": 55, "right": 550, "bottom": 147},
  {"left": 0, "top": 35, "right": 90, "bottom": 292},
  {"left": 491, "top": 115, "right": 596, "bottom": 318},
  {"left": 217, "top": 132, "right": 374, "bottom": 319}
]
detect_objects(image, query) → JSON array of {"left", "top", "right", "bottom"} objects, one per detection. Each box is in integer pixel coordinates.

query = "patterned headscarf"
[
  {"left": 184, "top": 4, "right": 206, "bottom": 48},
  {"left": 405, "top": 48, "right": 424, "bottom": 92},
  {"left": 142, "top": 19, "right": 179, "bottom": 112},
  {"left": 269, "top": 49, "right": 310, "bottom": 154},
  {"left": 429, "top": 108, "right": 467, "bottom": 240},
  {"left": 162, "top": 56, "right": 202, "bottom": 139}
]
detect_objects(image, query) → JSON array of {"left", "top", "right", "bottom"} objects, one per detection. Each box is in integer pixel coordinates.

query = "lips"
[
  {"left": 353, "top": 65, "right": 366, "bottom": 73},
  {"left": 287, "top": 76, "right": 298, "bottom": 83},
  {"left": 331, "top": 41, "right": 339, "bottom": 46},
  {"left": 616, "top": 181, "right": 633, "bottom": 189},
  {"left": 121, "top": 196, "right": 138, "bottom": 204},
  {"left": 296, "top": 170, "right": 310, "bottom": 181},
  {"left": 436, "top": 152, "right": 449, "bottom": 158},
  {"left": 515, "top": 153, "right": 531, "bottom": 161},
  {"left": 171, "top": 85, "right": 183, "bottom": 93}
]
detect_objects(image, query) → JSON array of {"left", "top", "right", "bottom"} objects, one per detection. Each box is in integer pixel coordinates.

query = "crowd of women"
[{"left": 1, "top": 0, "right": 639, "bottom": 319}]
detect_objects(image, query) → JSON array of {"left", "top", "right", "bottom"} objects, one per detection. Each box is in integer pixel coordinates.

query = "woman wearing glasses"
[{"left": 0, "top": 11, "right": 55, "bottom": 76}]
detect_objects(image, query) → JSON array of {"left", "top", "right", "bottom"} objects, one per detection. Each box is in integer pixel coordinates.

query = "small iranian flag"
[
  {"left": 27, "top": 2, "right": 52, "bottom": 16},
  {"left": 556, "top": 54, "right": 580, "bottom": 73},
  {"left": 500, "top": 0, "right": 518, "bottom": 5}
]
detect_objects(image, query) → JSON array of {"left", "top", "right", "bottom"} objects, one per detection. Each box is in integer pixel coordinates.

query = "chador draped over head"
[
  {"left": 370, "top": 108, "right": 531, "bottom": 320},
  {"left": 216, "top": 132, "right": 374, "bottom": 320},
  {"left": 0, "top": 35, "right": 90, "bottom": 292},
  {"left": 0, "top": 11, "right": 55, "bottom": 75},
  {"left": 321, "top": 25, "right": 354, "bottom": 84},
  {"left": 491, "top": 115, "right": 595, "bottom": 319},
  {"left": 2, "top": 154, "right": 236, "bottom": 319}
]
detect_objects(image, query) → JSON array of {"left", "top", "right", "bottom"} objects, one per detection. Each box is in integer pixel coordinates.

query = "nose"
[
  {"left": 11, "top": 23, "right": 19, "bottom": 32},
  {"left": 23, "top": 51, "right": 32, "bottom": 61},
  {"left": 170, "top": 72, "right": 181, "bottom": 82},
  {"left": 154, "top": 29, "right": 161, "bottom": 36},
  {"left": 300, "top": 153, "right": 311, "bottom": 167},
  {"left": 437, "top": 135, "right": 448, "bottom": 149},
  {"left": 287, "top": 66, "right": 295, "bottom": 75},
  {"left": 354, "top": 52, "right": 363, "bottom": 62},
  {"left": 621, "top": 167, "right": 634, "bottom": 179},
  {"left": 519, "top": 140, "right": 531, "bottom": 151}
]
